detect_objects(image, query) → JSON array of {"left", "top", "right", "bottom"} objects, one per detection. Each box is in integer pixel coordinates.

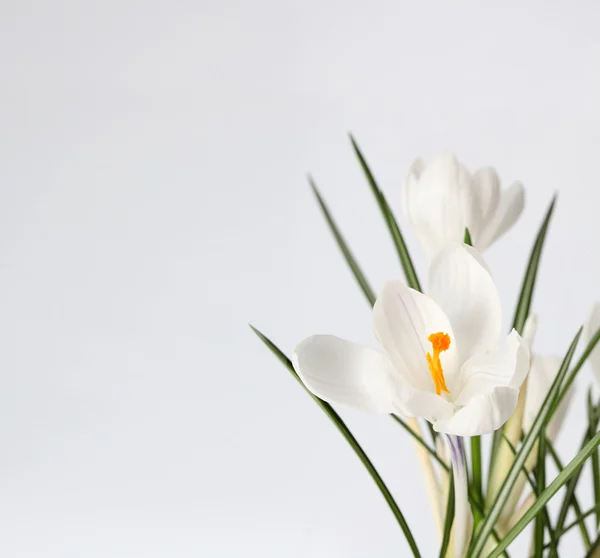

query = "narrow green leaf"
[
  {"left": 511, "top": 195, "right": 556, "bottom": 334},
  {"left": 464, "top": 227, "right": 473, "bottom": 246},
  {"left": 309, "top": 176, "right": 377, "bottom": 307},
  {"left": 585, "top": 538, "right": 600, "bottom": 558},
  {"left": 250, "top": 325, "right": 422, "bottom": 558},
  {"left": 590, "top": 391, "right": 600, "bottom": 528},
  {"left": 487, "top": 428, "right": 503, "bottom": 499},
  {"left": 487, "top": 430, "right": 600, "bottom": 558},
  {"left": 501, "top": 435, "right": 538, "bottom": 492},
  {"left": 502, "top": 434, "right": 556, "bottom": 551},
  {"left": 543, "top": 504, "right": 600, "bottom": 548},
  {"left": 553, "top": 401, "right": 600, "bottom": 554},
  {"left": 546, "top": 439, "right": 592, "bottom": 548},
  {"left": 553, "top": 325, "right": 600, "bottom": 417},
  {"left": 471, "top": 436, "right": 483, "bottom": 509},
  {"left": 349, "top": 134, "right": 422, "bottom": 291},
  {"left": 438, "top": 472, "right": 454, "bottom": 558},
  {"left": 470, "top": 328, "right": 581, "bottom": 557},
  {"left": 533, "top": 434, "right": 547, "bottom": 556}
]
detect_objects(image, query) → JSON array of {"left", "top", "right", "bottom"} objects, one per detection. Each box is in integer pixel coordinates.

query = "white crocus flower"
[
  {"left": 403, "top": 154, "right": 525, "bottom": 261},
  {"left": 292, "top": 243, "right": 530, "bottom": 558},
  {"left": 293, "top": 243, "right": 530, "bottom": 436},
  {"left": 586, "top": 302, "right": 600, "bottom": 385}
]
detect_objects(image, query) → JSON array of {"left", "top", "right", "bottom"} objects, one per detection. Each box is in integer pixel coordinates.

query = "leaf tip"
[{"left": 464, "top": 227, "right": 473, "bottom": 247}]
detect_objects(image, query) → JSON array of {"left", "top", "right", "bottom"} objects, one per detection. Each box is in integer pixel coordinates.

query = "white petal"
[
  {"left": 403, "top": 154, "right": 476, "bottom": 261},
  {"left": 395, "top": 388, "right": 455, "bottom": 423},
  {"left": 468, "top": 167, "right": 500, "bottom": 250},
  {"left": 472, "top": 168, "right": 501, "bottom": 220},
  {"left": 454, "top": 330, "right": 530, "bottom": 406},
  {"left": 373, "top": 281, "right": 459, "bottom": 392},
  {"left": 292, "top": 335, "right": 397, "bottom": 414},
  {"left": 477, "top": 182, "right": 525, "bottom": 251},
  {"left": 522, "top": 314, "right": 538, "bottom": 348},
  {"left": 586, "top": 302, "right": 600, "bottom": 387},
  {"left": 433, "top": 386, "right": 520, "bottom": 436},
  {"left": 523, "top": 355, "right": 573, "bottom": 440},
  {"left": 428, "top": 243, "right": 502, "bottom": 362},
  {"left": 402, "top": 157, "right": 425, "bottom": 221}
]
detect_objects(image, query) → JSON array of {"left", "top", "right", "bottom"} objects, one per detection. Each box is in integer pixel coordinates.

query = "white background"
[{"left": 0, "top": 1, "right": 599, "bottom": 556}]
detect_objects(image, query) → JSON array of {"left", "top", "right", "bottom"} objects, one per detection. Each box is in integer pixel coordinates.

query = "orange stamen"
[{"left": 426, "top": 332, "right": 451, "bottom": 396}]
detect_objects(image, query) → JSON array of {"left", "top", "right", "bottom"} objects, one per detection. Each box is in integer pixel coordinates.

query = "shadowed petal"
[
  {"left": 524, "top": 355, "right": 574, "bottom": 441},
  {"left": 453, "top": 329, "right": 530, "bottom": 406},
  {"left": 477, "top": 182, "right": 525, "bottom": 251},
  {"left": 433, "top": 385, "right": 520, "bottom": 436}
]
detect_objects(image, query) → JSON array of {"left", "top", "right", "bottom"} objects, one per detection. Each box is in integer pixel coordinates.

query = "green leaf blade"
[
  {"left": 471, "top": 436, "right": 483, "bottom": 510},
  {"left": 488, "top": 430, "right": 600, "bottom": 558},
  {"left": 309, "top": 176, "right": 377, "bottom": 307},
  {"left": 464, "top": 227, "right": 473, "bottom": 246},
  {"left": 533, "top": 434, "right": 547, "bottom": 556},
  {"left": 546, "top": 439, "right": 592, "bottom": 548},
  {"left": 438, "top": 472, "right": 454, "bottom": 558},
  {"left": 589, "top": 391, "right": 600, "bottom": 528},
  {"left": 511, "top": 195, "right": 557, "bottom": 334},
  {"left": 250, "top": 325, "right": 422, "bottom": 558},
  {"left": 349, "top": 134, "right": 422, "bottom": 292}
]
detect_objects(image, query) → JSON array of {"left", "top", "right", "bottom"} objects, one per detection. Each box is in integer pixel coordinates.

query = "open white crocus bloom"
[
  {"left": 403, "top": 154, "right": 525, "bottom": 261},
  {"left": 292, "top": 243, "right": 530, "bottom": 437}
]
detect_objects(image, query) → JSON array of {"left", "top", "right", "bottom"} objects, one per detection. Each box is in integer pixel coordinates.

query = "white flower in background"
[
  {"left": 518, "top": 314, "right": 574, "bottom": 441},
  {"left": 523, "top": 355, "right": 574, "bottom": 440},
  {"left": 586, "top": 302, "right": 600, "bottom": 385},
  {"left": 292, "top": 243, "right": 530, "bottom": 437},
  {"left": 403, "top": 154, "right": 525, "bottom": 260},
  {"left": 497, "top": 315, "right": 574, "bottom": 530}
]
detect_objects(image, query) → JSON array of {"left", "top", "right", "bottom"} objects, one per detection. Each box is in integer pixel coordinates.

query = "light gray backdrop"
[{"left": 0, "top": 1, "right": 598, "bottom": 556}]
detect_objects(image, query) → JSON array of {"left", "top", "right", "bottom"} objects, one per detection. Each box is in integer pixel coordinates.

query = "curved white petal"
[
  {"left": 403, "top": 154, "right": 476, "bottom": 261},
  {"left": 477, "top": 182, "right": 525, "bottom": 251},
  {"left": 373, "top": 281, "right": 459, "bottom": 392},
  {"left": 433, "top": 385, "right": 520, "bottom": 436},
  {"left": 523, "top": 355, "right": 573, "bottom": 441},
  {"left": 454, "top": 330, "right": 530, "bottom": 406},
  {"left": 522, "top": 314, "right": 538, "bottom": 348},
  {"left": 402, "top": 157, "right": 425, "bottom": 221},
  {"left": 428, "top": 243, "right": 502, "bottom": 363},
  {"left": 292, "top": 335, "right": 397, "bottom": 414},
  {"left": 472, "top": 167, "right": 501, "bottom": 220},
  {"left": 586, "top": 302, "right": 600, "bottom": 387},
  {"left": 468, "top": 167, "right": 500, "bottom": 245},
  {"left": 394, "top": 387, "right": 455, "bottom": 423}
]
